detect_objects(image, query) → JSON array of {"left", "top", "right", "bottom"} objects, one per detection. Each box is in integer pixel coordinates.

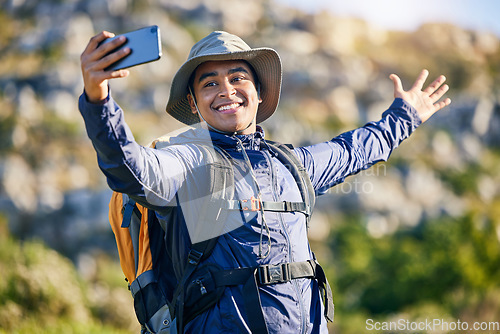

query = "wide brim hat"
[{"left": 166, "top": 31, "right": 282, "bottom": 125}]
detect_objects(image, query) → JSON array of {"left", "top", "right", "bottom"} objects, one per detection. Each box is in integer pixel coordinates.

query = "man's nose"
[{"left": 218, "top": 79, "right": 236, "bottom": 97}]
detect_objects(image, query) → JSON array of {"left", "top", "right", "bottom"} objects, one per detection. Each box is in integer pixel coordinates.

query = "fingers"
[
  {"left": 81, "top": 31, "right": 131, "bottom": 79},
  {"left": 81, "top": 31, "right": 115, "bottom": 61},
  {"left": 90, "top": 31, "right": 116, "bottom": 49},
  {"left": 100, "top": 45, "right": 131, "bottom": 72},
  {"left": 411, "top": 69, "right": 429, "bottom": 90},
  {"left": 434, "top": 97, "right": 452, "bottom": 111},
  {"left": 110, "top": 69, "right": 130, "bottom": 79},
  {"left": 389, "top": 69, "right": 451, "bottom": 123},
  {"left": 84, "top": 36, "right": 129, "bottom": 68},
  {"left": 80, "top": 31, "right": 131, "bottom": 103},
  {"left": 424, "top": 74, "right": 447, "bottom": 95},
  {"left": 81, "top": 30, "right": 129, "bottom": 68},
  {"left": 411, "top": 69, "right": 451, "bottom": 107},
  {"left": 423, "top": 73, "right": 450, "bottom": 109},
  {"left": 430, "top": 82, "right": 450, "bottom": 103},
  {"left": 390, "top": 74, "right": 404, "bottom": 98},
  {"left": 81, "top": 46, "right": 131, "bottom": 88}
]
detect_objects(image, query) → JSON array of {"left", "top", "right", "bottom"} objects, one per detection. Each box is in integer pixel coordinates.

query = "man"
[{"left": 79, "top": 30, "right": 450, "bottom": 333}]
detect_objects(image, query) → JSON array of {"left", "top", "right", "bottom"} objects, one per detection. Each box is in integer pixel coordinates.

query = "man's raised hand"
[
  {"left": 390, "top": 69, "right": 451, "bottom": 123},
  {"left": 80, "top": 31, "right": 131, "bottom": 103}
]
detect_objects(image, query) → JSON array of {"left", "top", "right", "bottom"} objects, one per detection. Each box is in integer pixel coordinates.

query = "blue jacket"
[{"left": 79, "top": 93, "right": 421, "bottom": 334}]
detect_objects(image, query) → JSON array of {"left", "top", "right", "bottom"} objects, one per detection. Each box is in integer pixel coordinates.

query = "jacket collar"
[
  {"left": 158, "top": 125, "right": 266, "bottom": 151},
  {"left": 210, "top": 126, "right": 265, "bottom": 151}
]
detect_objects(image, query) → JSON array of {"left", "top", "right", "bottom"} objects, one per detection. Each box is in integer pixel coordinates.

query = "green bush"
[{"left": 0, "top": 218, "right": 136, "bottom": 333}]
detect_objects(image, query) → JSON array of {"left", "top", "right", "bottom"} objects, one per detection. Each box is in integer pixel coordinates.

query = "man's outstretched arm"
[
  {"left": 78, "top": 32, "right": 186, "bottom": 208},
  {"left": 296, "top": 70, "right": 451, "bottom": 193}
]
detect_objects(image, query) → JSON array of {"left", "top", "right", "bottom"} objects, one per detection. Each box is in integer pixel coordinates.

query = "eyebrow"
[{"left": 198, "top": 67, "right": 250, "bottom": 83}]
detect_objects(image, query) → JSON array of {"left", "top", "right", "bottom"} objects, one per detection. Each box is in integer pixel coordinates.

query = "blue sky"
[{"left": 277, "top": 0, "right": 500, "bottom": 37}]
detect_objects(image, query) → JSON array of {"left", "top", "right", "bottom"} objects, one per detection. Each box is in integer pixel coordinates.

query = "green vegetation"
[
  {"left": 324, "top": 204, "right": 500, "bottom": 333},
  {"left": 0, "top": 218, "right": 138, "bottom": 333}
]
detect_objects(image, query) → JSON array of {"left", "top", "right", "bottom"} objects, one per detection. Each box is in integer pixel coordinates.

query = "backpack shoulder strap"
[
  {"left": 264, "top": 140, "right": 316, "bottom": 224},
  {"left": 168, "top": 142, "right": 235, "bottom": 331}
]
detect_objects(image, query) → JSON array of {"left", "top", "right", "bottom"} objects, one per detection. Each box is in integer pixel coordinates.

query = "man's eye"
[{"left": 204, "top": 82, "right": 217, "bottom": 88}]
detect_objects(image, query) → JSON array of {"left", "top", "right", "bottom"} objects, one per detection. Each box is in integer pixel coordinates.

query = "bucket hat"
[{"left": 166, "top": 31, "right": 282, "bottom": 125}]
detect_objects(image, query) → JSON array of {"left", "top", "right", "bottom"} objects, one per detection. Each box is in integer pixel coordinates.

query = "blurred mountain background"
[{"left": 1, "top": 0, "right": 500, "bottom": 333}]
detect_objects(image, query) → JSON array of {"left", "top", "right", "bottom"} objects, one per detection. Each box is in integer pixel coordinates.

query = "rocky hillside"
[
  {"left": 2, "top": 0, "right": 499, "bottom": 250},
  {"left": 1, "top": 0, "right": 500, "bottom": 332}
]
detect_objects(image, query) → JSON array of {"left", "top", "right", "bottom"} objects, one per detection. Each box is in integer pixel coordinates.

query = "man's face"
[{"left": 188, "top": 60, "right": 261, "bottom": 134}]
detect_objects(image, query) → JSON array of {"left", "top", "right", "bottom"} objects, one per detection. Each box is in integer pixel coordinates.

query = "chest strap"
[
  {"left": 225, "top": 197, "right": 309, "bottom": 216},
  {"left": 211, "top": 260, "right": 334, "bottom": 333},
  {"left": 213, "top": 260, "right": 313, "bottom": 286}
]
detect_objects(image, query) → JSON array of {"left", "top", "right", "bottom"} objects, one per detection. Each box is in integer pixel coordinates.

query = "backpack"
[{"left": 109, "top": 134, "right": 333, "bottom": 333}]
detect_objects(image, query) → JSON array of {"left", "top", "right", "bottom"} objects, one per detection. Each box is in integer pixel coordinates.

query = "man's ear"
[
  {"left": 187, "top": 93, "right": 198, "bottom": 114},
  {"left": 257, "top": 82, "right": 262, "bottom": 103}
]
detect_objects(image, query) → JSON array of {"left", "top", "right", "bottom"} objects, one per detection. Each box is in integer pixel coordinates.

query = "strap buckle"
[
  {"left": 187, "top": 249, "right": 203, "bottom": 265},
  {"left": 258, "top": 263, "right": 291, "bottom": 285},
  {"left": 240, "top": 196, "right": 261, "bottom": 211}
]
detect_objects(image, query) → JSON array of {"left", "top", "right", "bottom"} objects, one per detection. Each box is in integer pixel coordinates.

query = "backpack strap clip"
[
  {"left": 121, "top": 198, "right": 137, "bottom": 228},
  {"left": 258, "top": 263, "right": 291, "bottom": 285},
  {"left": 130, "top": 270, "right": 157, "bottom": 298},
  {"left": 187, "top": 249, "right": 203, "bottom": 266},
  {"left": 225, "top": 199, "right": 309, "bottom": 215},
  {"left": 240, "top": 196, "right": 261, "bottom": 211}
]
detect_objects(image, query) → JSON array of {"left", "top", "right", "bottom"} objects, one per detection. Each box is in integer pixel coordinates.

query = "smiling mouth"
[{"left": 215, "top": 102, "right": 242, "bottom": 112}]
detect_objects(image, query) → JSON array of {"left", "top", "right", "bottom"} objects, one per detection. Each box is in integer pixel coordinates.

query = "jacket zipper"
[{"left": 263, "top": 150, "right": 307, "bottom": 334}]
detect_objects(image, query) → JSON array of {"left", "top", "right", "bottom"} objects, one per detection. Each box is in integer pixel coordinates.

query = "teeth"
[{"left": 217, "top": 103, "right": 240, "bottom": 111}]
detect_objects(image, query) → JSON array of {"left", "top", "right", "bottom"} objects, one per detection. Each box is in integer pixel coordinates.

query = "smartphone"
[{"left": 101, "top": 25, "right": 162, "bottom": 71}]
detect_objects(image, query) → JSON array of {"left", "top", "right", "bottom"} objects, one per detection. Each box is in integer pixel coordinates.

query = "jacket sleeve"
[
  {"left": 78, "top": 92, "right": 186, "bottom": 208},
  {"left": 294, "top": 98, "right": 422, "bottom": 195}
]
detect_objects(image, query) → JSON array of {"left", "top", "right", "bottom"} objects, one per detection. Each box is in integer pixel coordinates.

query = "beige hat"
[{"left": 166, "top": 31, "right": 282, "bottom": 125}]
